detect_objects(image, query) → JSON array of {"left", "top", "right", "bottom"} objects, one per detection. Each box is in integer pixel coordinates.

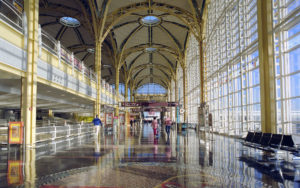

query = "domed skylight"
[
  {"left": 87, "top": 48, "right": 95, "bottom": 53},
  {"left": 145, "top": 47, "right": 157, "bottom": 53},
  {"left": 60, "top": 17, "right": 80, "bottom": 27},
  {"left": 141, "top": 15, "right": 161, "bottom": 26}
]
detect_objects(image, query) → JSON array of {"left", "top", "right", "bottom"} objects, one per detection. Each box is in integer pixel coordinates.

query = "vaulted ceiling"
[{"left": 38, "top": 0, "right": 205, "bottom": 90}]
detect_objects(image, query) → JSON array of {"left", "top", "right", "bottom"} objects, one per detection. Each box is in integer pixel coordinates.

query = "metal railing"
[
  {"left": 0, "top": 0, "right": 23, "bottom": 32},
  {"left": 41, "top": 30, "right": 58, "bottom": 55},
  {"left": 35, "top": 123, "right": 94, "bottom": 143}
]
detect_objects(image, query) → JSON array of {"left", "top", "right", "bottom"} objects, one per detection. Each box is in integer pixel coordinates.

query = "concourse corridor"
[{"left": 2, "top": 124, "right": 299, "bottom": 188}]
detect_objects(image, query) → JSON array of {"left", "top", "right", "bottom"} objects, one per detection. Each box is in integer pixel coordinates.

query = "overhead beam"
[{"left": 101, "top": 2, "right": 199, "bottom": 43}]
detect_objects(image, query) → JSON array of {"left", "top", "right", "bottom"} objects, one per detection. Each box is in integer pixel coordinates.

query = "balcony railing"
[
  {"left": 0, "top": 0, "right": 23, "bottom": 32},
  {"left": 0, "top": 0, "right": 121, "bottom": 100}
]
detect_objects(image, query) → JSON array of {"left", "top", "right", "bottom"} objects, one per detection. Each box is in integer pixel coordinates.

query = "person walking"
[
  {"left": 165, "top": 116, "right": 172, "bottom": 137},
  {"left": 92, "top": 115, "right": 103, "bottom": 141},
  {"left": 152, "top": 117, "right": 158, "bottom": 137},
  {"left": 130, "top": 119, "right": 134, "bottom": 128}
]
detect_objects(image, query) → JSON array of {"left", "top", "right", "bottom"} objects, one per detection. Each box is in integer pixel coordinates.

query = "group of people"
[
  {"left": 92, "top": 114, "right": 174, "bottom": 141},
  {"left": 151, "top": 116, "right": 173, "bottom": 138}
]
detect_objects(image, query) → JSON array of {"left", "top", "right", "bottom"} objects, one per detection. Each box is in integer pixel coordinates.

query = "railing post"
[
  {"left": 90, "top": 68, "right": 92, "bottom": 80},
  {"left": 38, "top": 24, "right": 42, "bottom": 57},
  {"left": 57, "top": 41, "right": 61, "bottom": 66},
  {"left": 82, "top": 62, "right": 85, "bottom": 78},
  {"left": 22, "top": 12, "right": 28, "bottom": 49},
  {"left": 71, "top": 52, "right": 74, "bottom": 75},
  {"left": 67, "top": 124, "right": 70, "bottom": 137},
  {"left": 52, "top": 126, "right": 56, "bottom": 141}
]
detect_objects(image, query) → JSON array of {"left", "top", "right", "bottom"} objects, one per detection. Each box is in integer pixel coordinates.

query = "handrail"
[{"left": 0, "top": 0, "right": 23, "bottom": 32}]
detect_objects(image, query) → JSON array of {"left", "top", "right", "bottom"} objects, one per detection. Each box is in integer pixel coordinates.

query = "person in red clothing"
[{"left": 152, "top": 117, "right": 158, "bottom": 137}]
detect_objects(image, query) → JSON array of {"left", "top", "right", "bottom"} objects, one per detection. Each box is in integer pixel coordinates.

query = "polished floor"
[{"left": 1, "top": 123, "right": 300, "bottom": 188}]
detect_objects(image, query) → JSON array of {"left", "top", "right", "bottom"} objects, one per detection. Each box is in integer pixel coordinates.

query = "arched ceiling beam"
[
  {"left": 109, "top": 32, "right": 117, "bottom": 57},
  {"left": 126, "top": 51, "right": 176, "bottom": 76},
  {"left": 96, "top": 0, "right": 112, "bottom": 42},
  {"left": 188, "top": 0, "right": 202, "bottom": 20},
  {"left": 187, "top": 0, "right": 204, "bottom": 41},
  {"left": 127, "top": 63, "right": 174, "bottom": 84},
  {"left": 119, "top": 24, "right": 183, "bottom": 70},
  {"left": 41, "top": 3, "right": 81, "bottom": 13},
  {"left": 67, "top": 44, "right": 94, "bottom": 51},
  {"left": 41, "top": 21, "right": 58, "bottom": 28},
  {"left": 74, "top": 0, "right": 94, "bottom": 39},
  {"left": 119, "top": 24, "right": 143, "bottom": 51},
  {"left": 162, "top": 20, "right": 189, "bottom": 30},
  {"left": 113, "top": 20, "right": 138, "bottom": 30},
  {"left": 55, "top": 25, "right": 67, "bottom": 40},
  {"left": 101, "top": 2, "right": 199, "bottom": 43},
  {"left": 81, "top": 52, "right": 91, "bottom": 61},
  {"left": 133, "top": 68, "right": 145, "bottom": 80},
  {"left": 127, "top": 51, "right": 146, "bottom": 70},
  {"left": 157, "top": 25, "right": 182, "bottom": 51},
  {"left": 133, "top": 69, "right": 170, "bottom": 84},
  {"left": 156, "top": 51, "right": 176, "bottom": 70},
  {"left": 74, "top": 27, "right": 85, "bottom": 44},
  {"left": 74, "top": 50, "right": 87, "bottom": 55},
  {"left": 122, "top": 43, "right": 178, "bottom": 62}
]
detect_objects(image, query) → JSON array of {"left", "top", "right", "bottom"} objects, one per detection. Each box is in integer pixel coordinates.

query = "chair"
[
  {"left": 269, "top": 134, "right": 282, "bottom": 149},
  {"left": 252, "top": 132, "right": 263, "bottom": 145},
  {"left": 245, "top": 132, "right": 255, "bottom": 142},
  {"left": 260, "top": 133, "right": 272, "bottom": 147},
  {"left": 280, "top": 135, "right": 298, "bottom": 152}
]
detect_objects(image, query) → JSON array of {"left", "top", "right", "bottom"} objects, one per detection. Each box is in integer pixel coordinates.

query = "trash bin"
[
  {"left": 182, "top": 123, "right": 187, "bottom": 130},
  {"left": 177, "top": 123, "right": 182, "bottom": 132}
]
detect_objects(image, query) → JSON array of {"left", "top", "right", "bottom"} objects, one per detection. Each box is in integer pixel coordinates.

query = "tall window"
[
  {"left": 273, "top": 0, "right": 300, "bottom": 135},
  {"left": 186, "top": 34, "right": 201, "bottom": 124},
  {"left": 205, "top": 0, "right": 260, "bottom": 135},
  {"left": 137, "top": 83, "right": 166, "bottom": 94},
  {"left": 177, "top": 66, "right": 184, "bottom": 121},
  {"left": 171, "top": 80, "right": 176, "bottom": 122}
]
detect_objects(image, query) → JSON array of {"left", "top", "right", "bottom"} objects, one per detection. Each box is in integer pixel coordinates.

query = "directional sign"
[{"left": 121, "top": 102, "right": 178, "bottom": 107}]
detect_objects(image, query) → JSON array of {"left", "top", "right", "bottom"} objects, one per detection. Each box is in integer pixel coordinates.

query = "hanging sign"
[{"left": 8, "top": 122, "right": 23, "bottom": 144}]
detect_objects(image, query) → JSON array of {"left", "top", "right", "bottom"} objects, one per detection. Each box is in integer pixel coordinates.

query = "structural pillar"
[
  {"left": 183, "top": 67, "right": 188, "bottom": 122},
  {"left": 115, "top": 67, "right": 119, "bottom": 117},
  {"left": 94, "top": 41, "right": 102, "bottom": 117},
  {"left": 257, "top": 0, "right": 276, "bottom": 133},
  {"left": 175, "top": 77, "right": 178, "bottom": 123},
  {"left": 130, "top": 86, "right": 134, "bottom": 102},
  {"left": 22, "top": 0, "right": 39, "bottom": 147},
  {"left": 199, "top": 39, "right": 205, "bottom": 104},
  {"left": 124, "top": 82, "right": 129, "bottom": 125}
]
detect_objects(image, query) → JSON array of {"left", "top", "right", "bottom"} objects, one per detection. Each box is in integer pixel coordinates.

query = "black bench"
[
  {"left": 243, "top": 132, "right": 299, "bottom": 154},
  {"left": 280, "top": 135, "right": 300, "bottom": 153}
]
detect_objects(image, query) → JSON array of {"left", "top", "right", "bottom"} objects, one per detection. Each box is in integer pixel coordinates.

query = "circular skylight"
[
  {"left": 145, "top": 47, "right": 157, "bottom": 53},
  {"left": 87, "top": 48, "right": 95, "bottom": 53},
  {"left": 141, "top": 15, "right": 161, "bottom": 26},
  {"left": 60, "top": 17, "right": 80, "bottom": 27}
]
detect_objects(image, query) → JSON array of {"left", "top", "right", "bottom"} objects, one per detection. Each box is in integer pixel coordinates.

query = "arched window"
[{"left": 137, "top": 83, "right": 166, "bottom": 94}]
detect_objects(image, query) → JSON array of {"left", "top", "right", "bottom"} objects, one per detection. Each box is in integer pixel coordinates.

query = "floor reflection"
[{"left": 1, "top": 124, "right": 300, "bottom": 187}]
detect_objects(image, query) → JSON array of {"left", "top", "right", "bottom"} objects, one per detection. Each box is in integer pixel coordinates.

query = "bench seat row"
[{"left": 243, "top": 132, "right": 300, "bottom": 154}]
